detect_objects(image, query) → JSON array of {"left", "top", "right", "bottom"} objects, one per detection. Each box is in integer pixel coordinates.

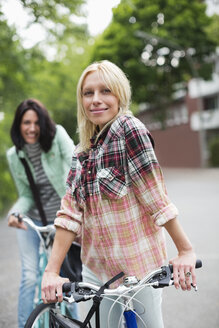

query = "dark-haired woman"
[{"left": 7, "top": 99, "right": 75, "bottom": 328}]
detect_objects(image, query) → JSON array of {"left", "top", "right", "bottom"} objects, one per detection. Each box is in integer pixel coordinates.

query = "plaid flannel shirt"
[{"left": 55, "top": 115, "right": 178, "bottom": 285}]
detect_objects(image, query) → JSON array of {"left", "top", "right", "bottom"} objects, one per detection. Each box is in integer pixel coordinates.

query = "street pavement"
[
  {"left": 162, "top": 168, "right": 219, "bottom": 328},
  {"left": 0, "top": 212, "right": 20, "bottom": 327},
  {"left": 0, "top": 168, "right": 218, "bottom": 327}
]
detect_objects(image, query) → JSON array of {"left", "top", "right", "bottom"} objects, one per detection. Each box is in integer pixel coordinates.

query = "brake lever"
[
  {"left": 149, "top": 266, "right": 172, "bottom": 288},
  {"left": 157, "top": 266, "right": 172, "bottom": 288},
  {"left": 63, "top": 283, "right": 94, "bottom": 304}
]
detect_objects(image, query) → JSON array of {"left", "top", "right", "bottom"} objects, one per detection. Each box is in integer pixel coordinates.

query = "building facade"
[{"left": 137, "top": 73, "right": 219, "bottom": 168}]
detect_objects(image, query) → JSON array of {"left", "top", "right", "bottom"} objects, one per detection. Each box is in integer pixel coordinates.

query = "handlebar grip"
[
  {"left": 62, "top": 282, "right": 72, "bottom": 293},
  {"left": 195, "top": 259, "right": 202, "bottom": 269},
  {"left": 169, "top": 259, "right": 202, "bottom": 273},
  {"left": 13, "top": 212, "right": 22, "bottom": 223}
]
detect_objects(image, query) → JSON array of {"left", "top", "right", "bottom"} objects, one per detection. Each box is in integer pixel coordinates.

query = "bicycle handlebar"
[
  {"left": 14, "top": 213, "right": 55, "bottom": 233},
  {"left": 169, "top": 258, "right": 202, "bottom": 273},
  {"left": 62, "top": 259, "right": 202, "bottom": 302},
  {"left": 23, "top": 217, "right": 55, "bottom": 233}
]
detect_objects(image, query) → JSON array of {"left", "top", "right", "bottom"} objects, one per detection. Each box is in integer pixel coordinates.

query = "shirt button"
[{"left": 88, "top": 171, "right": 91, "bottom": 174}]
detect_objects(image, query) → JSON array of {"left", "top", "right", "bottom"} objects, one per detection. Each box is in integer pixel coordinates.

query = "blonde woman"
[{"left": 42, "top": 61, "right": 197, "bottom": 327}]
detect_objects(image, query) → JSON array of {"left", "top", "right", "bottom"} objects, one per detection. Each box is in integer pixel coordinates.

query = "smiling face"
[
  {"left": 82, "top": 71, "right": 119, "bottom": 130},
  {"left": 20, "top": 109, "right": 40, "bottom": 144}
]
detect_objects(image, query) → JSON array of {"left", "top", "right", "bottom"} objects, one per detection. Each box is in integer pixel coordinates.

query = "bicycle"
[
  {"left": 24, "top": 259, "right": 202, "bottom": 328},
  {"left": 14, "top": 214, "right": 77, "bottom": 328}
]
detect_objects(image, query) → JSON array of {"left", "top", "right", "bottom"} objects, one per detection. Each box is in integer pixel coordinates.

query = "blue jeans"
[
  {"left": 16, "top": 219, "right": 78, "bottom": 328},
  {"left": 82, "top": 265, "right": 164, "bottom": 328},
  {"left": 16, "top": 219, "right": 42, "bottom": 328}
]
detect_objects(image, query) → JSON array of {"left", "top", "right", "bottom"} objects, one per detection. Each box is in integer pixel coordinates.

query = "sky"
[
  {"left": 1, "top": 0, "right": 121, "bottom": 48},
  {"left": 206, "top": 0, "right": 219, "bottom": 15}
]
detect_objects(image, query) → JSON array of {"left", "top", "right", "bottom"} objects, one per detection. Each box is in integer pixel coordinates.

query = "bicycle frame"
[
  {"left": 21, "top": 216, "right": 68, "bottom": 327},
  {"left": 121, "top": 296, "right": 137, "bottom": 328},
  {"left": 123, "top": 310, "right": 137, "bottom": 328},
  {"left": 36, "top": 240, "right": 48, "bottom": 305}
]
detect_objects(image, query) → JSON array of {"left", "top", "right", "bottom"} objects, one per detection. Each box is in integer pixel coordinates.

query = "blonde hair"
[{"left": 76, "top": 60, "right": 132, "bottom": 152}]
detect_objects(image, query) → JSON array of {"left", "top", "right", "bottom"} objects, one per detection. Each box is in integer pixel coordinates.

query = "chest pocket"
[{"left": 97, "top": 167, "right": 127, "bottom": 200}]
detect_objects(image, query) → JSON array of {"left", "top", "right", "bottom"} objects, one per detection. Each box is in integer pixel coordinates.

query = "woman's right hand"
[
  {"left": 41, "top": 226, "right": 76, "bottom": 303},
  {"left": 8, "top": 214, "right": 27, "bottom": 230},
  {"left": 41, "top": 271, "right": 69, "bottom": 303}
]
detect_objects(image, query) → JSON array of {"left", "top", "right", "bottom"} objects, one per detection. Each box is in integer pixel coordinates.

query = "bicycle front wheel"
[{"left": 24, "top": 302, "right": 55, "bottom": 328}]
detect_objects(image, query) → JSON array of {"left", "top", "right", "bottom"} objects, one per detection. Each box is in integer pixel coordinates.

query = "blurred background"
[
  {"left": 0, "top": 1, "right": 219, "bottom": 327},
  {"left": 0, "top": 0, "right": 219, "bottom": 217}
]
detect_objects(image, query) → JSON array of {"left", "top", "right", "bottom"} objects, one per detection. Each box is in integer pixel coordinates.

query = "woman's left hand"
[{"left": 169, "top": 251, "right": 196, "bottom": 291}]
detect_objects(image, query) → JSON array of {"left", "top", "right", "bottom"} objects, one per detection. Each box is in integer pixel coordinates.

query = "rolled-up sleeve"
[
  {"left": 124, "top": 117, "right": 178, "bottom": 226},
  {"left": 55, "top": 190, "right": 82, "bottom": 235},
  {"left": 55, "top": 155, "right": 83, "bottom": 235}
]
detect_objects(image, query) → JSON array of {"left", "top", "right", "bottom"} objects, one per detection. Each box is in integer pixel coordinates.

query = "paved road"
[
  {"left": 162, "top": 168, "right": 219, "bottom": 327},
  {"left": 0, "top": 213, "right": 20, "bottom": 327},
  {"left": 0, "top": 168, "right": 218, "bottom": 327}
]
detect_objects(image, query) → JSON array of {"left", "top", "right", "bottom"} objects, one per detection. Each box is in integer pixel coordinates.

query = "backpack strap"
[{"left": 19, "top": 157, "right": 48, "bottom": 226}]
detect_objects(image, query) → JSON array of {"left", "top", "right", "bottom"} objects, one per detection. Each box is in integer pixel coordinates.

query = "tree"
[
  {"left": 0, "top": 0, "right": 92, "bottom": 140},
  {"left": 14, "top": 0, "right": 88, "bottom": 57},
  {"left": 205, "top": 14, "right": 219, "bottom": 46},
  {"left": 18, "top": 0, "right": 86, "bottom": 34},
  {"left": 90, "top": 0, "right": 217, "bottom": 106},
  {"left": 25, "top": 34, "right": 92, "bottom": 142},
  {"left": 0, "top": 0, "right": 91, "bottom": 216},
  {"left": 0, "top": 15, "right": 32, "bottom": 216},
  {"left": 0, "top": 112, "right": 18, "bottom": 215},
  {"left": 0, "top": 14, "right": 30, "bottom": 113}
]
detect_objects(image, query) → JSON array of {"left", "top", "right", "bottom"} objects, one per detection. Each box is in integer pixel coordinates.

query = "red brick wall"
[
  {"left": 137, "top": 95, "right": 202, "bottom": 167},
  {"left": 149, "top": 125, "right": 201, "bottom": 167}
]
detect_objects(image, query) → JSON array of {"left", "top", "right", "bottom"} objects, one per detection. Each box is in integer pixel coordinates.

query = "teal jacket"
[{"left": 7, "top": 125, "right": 75, "bottom": 216}]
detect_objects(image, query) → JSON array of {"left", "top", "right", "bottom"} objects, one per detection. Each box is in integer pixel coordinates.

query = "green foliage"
[
  {"left": 0, "top": 0, "right": 91, "bottom": 217},
  {"left": 209, "top": 136, "right": 219, "bottom": 167},
  {"left": 19, "top": 0, "right": 86, "bottom": 34},
  {"left": 0, "top": 14, "right": 30, "bottom": 113},
  {"left": 205, "top": 14, "right": 219, "bottom": 45},
  {"left": 0, "top": 112, "right": 17, "bottom": 216},
  {"left": 24, "top": 33, "right": 92, "bottom": 142},
  {"left": 1, "top": 0, "right": 217, "bottom": 216},
  {"left": 90, "top": 0, "right": 217, "bottom": 106},
  {"left": 0, "top": 15, "right": 31, "bottom": 217}
]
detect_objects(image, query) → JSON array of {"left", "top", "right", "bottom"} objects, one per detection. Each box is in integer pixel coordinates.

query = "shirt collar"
[{"left": 90, "top": 126, "right": 110, "bottom": 149}]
